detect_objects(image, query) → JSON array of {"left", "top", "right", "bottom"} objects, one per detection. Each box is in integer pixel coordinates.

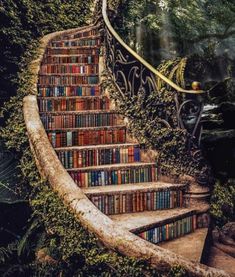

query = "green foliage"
[
  {"left": 0, "top": 0, "right": 92, "bottom": 103},
  {"left": 102, "top": 66, "right": 208, "bottom": 180},
  {"left": 210, "top": 180, "right": 235, "bottom": 226},
  {"left": 156, "top": 58, "right": 187, "bottom": 90},
  {"left": 29, "top": 183, "right": 158, "bottom": 276},
  {"left": 114, "top": 0, "right": 235, "bottom": 65},
  {"left": 168, "top": 264, "right": 187, "bottom": 277}
]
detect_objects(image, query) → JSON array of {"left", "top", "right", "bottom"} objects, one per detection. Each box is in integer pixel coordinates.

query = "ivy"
[
  {"left": 101, "top": 67, "right": 210, "bottom": 182},
  {"left": 210, "top": 181, "right": 235, "bottom": 227}
]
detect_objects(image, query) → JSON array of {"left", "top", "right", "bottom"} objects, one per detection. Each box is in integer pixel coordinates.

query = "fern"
[
  {"left": 17, "top": 218, "right": 41, "bottom": 259},
  {"left": 156, "top": 57, "right": 188, "bottom": 91},
  {"left": 0, "top": 240, "right": 18, "bottom": 265}
]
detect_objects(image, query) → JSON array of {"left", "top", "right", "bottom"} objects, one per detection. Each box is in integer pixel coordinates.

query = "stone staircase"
[{"left": 37, "top": 25, "right": 209, "bottom": 263}]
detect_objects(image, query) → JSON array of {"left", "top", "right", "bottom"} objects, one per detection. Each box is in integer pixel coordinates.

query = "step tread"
[
  {"left": 110, "top": 208, "right": 195, "bottom": 232},
  {"left": 47, "top": 46, "right": 100, "bottom": 49},
  {"left": 51, "top": 35, "right": 101, "bottom": 43},
  {"left": 55, "top": 143, "right": 139, "bottom": 151},
  {"left": 159, "top": 228, "right": 208, "bottom": 262},
  {"left": 40, "top": 109, "right": 116, "bottom": 114},
  {"left": 38, "top": 73, "right": 99, "bottom": 76},
  {"left": 38, "top": 96, "right": 103, "bottom": 100},
  {"left": 44, "top": 54, "right": 99, "bottom": 57},
  {"left": 82, "top": 182, "right": 187, "bottom": 195},
  {"left": 67, "top": 162, "right": 155, "bottom": 172},
  {"left": 38, "top": 84, "right": 101, "bottom": 87},
  {"left": 46, "top": 125, "right": 126, "bottom": 131}
]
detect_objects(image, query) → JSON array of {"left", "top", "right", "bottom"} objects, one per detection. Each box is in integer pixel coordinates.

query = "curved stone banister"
[
  {"left": 102, "top": 0, "right": 204, "bottom": 95},
  {"left": 23, "top": 26, "right": 228, "bottom": 276}
]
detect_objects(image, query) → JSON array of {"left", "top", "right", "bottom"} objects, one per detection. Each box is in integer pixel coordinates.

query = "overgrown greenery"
[
  {"left": 210, "top": 180, "right": 235, "bottom": 227},
  {"left": 0, "top": 0, "right": 92, "bottom": 104},
  {"left": 114, "top": 0, "right": 235, "bottom": 71},
  {"left": 102, "top": 58, "right": 211, "bottom": 183}
]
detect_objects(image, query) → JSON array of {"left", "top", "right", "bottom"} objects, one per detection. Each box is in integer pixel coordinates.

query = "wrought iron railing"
[{"left": 102, "top": 0, "right": 205, "bottom": 150}]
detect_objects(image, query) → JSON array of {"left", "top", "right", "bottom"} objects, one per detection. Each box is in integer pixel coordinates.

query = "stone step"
[
  {"left": 38, "top": 96, "right": 102, "bottom": 99},
  {"left": 37, "top": 84, "right": 101, "bottom": 97},
  {"left": 84, "top": 182, "right": 186, "bottom": 216},
  {"left": 82, "top": 182, "right": 187, "bottom": 195},
  {"left": 38, "top": 96, "right": 110, "bottom": 113},
  {"left": 39, "top": 109, "right": 115, "bottom": 113},
  {"left": 43, "top": 54, "right": 99, "bottom": 57},
  {"left": 110, "top": 208, "right": 195, "bottom": 233},
  {"left": 41, "top": 55, "right": 99, "bottom": 65},
  {"left": 47, "top": 126, "right": 127, "bottom": 148},
  {"left": 46, "top": 49, "right": 100, "bottom": 56},
  {"left": 51, "top": 25, "right": 97, "bottom": 41},
  {"left": 47, "top": 46, "right": 100, "bottom": 50},
  {"left": 159, "top": 228, "right": 209, "bottom": 263},
  {"left": 50, "top": 34, "right": 101, "bottom": 44},
  {"left": 49, "top": 38, "right": 101, "bottom": 48},
  {"left": 38, "top": 75, "right": 99, "bottom": 86},
  {"left": 67, "top": 162, "right": 155, "bottom": 172},
  {"left": 46, "top": 125, "right": 126, "bottom": 131},
  {"left": 68, "top": 162, "right": 157, "bottom": 188},
  {"left": 38, "top": 73, "right": 99, "bottom": 76},
  {"left": 57, "top": 28, "right": 100, "bottom": 41},
  {"left": 55, "top": 142, "right": 139, "bottom": 151},
  {"left": 55, "top": 143, "right": 141, "bottom": 168},
  {"left": 40, "top": 111, "right": 120, "bottom": 129},
  {"left": 39, "top": 64, "right": 99, "bottom": 75}
]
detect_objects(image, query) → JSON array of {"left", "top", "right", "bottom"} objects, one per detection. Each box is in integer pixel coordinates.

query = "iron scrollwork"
[
  {"left": 104, "top": 22, "right": 204, "bottom": 142},
  {"left": 104, "top": 26, "right": 157, "bottom": 99},
  {"left": 103, "top": 14, "right": 206, "bottom": 182}
]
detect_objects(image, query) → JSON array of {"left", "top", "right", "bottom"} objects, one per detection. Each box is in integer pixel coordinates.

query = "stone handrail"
[{"left": 23, "top": 27, "right": 228, "bottom": 277}]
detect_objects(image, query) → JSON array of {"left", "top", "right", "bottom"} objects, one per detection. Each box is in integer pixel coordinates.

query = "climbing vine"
[{"left": 102, "top": 57, "right": 211, "bottom": 182}]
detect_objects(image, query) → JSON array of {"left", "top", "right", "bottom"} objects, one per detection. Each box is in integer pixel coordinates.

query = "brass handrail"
[{"left": 102, "top": 0, "right": 205, "bottom": 94}]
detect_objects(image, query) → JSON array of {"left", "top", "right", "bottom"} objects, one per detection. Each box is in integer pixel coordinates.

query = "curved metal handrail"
[{"left": 102, "top": 0, "right": 204, "bottom": 94}]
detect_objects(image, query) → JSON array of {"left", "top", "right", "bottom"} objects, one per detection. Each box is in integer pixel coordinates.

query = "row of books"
[
  {"left": 40, "top": 64, "right": 99, "bottom": 74},
  {"left": 47, "top": 128, "right": 126, "bottom": 147},
  {"left": 138, "top": 214, "right": 197, "bottom": 244},
  {"left": 89, "top": 190, "right": 183, "bottom": 215},
  {"left": 38, "top": 97, "right": 110, "bottom": 112},
  {"left": 38, "top": 86, "right": 100, "bottom": 97},
  {"left": 41, "top": 113, "right": 118, "bottom": 129},
  {"left": 46, "top": 48, "right": 99, "bottom": 55},
  {"left": 69, "top": 166, "right": 157, "bottom": 187},
  {"left": 57, "top": 146, "right": 141, "bottom": 168},
  {"left": 50, "top": 38, "right": 100, "bottom": 48},
  {"left": 42, "top": 55, "right": 99, "bottom": 65},
  {"left": 38, "top": 76, "right": 99, "bottom": 85},
  {"left": 73, "top": 29, "right": 99, "bottom": 39}
]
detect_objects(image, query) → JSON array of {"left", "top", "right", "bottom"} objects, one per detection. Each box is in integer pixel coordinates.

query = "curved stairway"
[{"left": 36, "top": 24, "right": 210, "bottom": 263}]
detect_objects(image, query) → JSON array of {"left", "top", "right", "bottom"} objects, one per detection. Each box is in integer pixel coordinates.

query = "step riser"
[
  {"left": 47, "top": 129, "right": 126, "bottom": 147},
  {"left": 41, "top": 113, "right": 119, "bottom": 129},
  {"left": 137, "top": 214, "right": 197, "bottom": 244},
  {"left": 69, "top": 166, "right": 157, "bottom": 187},
  {"left": 88, "top": 190, "right": 184, "bottom": 215},
  {"left": 50, "top": 38, "right": 100, "bottom": 48},
  {"left": 40, "top": 64, "right": 99, "bottom": 75},
  {"left": 38, "top": 75, "right": 99, "bottom": 86},
  {"left": 59, "top": 29, "right": 99, "bottom": 40},
  {"left": 46, "top": 48, "right": 99, "bottom": 55},
  {"left": 42, "top": 55, "right": 99, "bottom": 64},
  {"left": 38, "top": 97, "right": 110, "bottom": 112},
  {"left": 38, "top": 86, "right": 100, "bottom": 97},
  {"left": 57, "top": 146, "right": 141, "bottom": 168}
]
